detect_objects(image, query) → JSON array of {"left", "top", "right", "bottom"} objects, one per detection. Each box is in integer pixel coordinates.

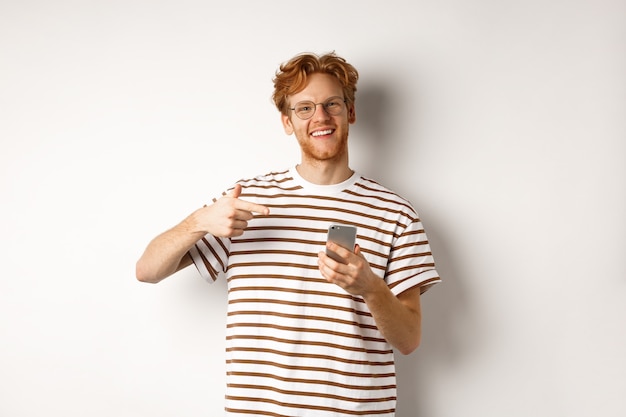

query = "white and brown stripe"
[{"left": 189, "top": 167, "right": 440, "bottom": 416}]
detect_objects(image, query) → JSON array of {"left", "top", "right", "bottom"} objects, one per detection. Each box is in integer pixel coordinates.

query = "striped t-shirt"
[{"left": 189, "top": 167, "right": 440, "bottom": 416}]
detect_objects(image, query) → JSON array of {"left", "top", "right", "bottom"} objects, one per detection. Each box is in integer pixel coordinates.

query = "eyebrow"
[{"left": 293, "top": 95, "right": 344, "bottom": 103}]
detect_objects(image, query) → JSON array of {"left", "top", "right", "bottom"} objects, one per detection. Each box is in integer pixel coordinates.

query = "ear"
[
  {"left": 347, "top": 103, "right": 356, "bottom": 124},
  {"left": 281, "top": 113, "right": 294, "bottom": 135}
]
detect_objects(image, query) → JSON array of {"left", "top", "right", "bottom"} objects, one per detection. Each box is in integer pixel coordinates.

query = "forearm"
[
  {"left": 136, "top": 186, "right": 270, "bottom": 284},
  {"left": 135, "top": 213, "right": 206, "bottom": 283},
  {"left": 362, "top": 281, "right": 422, "bottom": 355}
]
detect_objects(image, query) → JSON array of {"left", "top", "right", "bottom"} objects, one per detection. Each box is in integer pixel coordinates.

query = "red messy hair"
[{"left": 272, "top": 52, "right": 359, "bottom": 116}]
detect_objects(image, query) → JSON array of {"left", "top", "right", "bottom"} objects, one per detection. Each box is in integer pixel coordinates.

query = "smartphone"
[{"left": 326, "top": 224, "right": 357, "bottom": 263}]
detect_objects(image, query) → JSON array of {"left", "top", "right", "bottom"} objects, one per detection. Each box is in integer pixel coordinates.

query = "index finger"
[
  {"left": 325, "top": 241, "right": 354, "bottom": 264},
  {"left": 326, "top": 240, "right": 354, "bottom": 254},
  {"left": 235, "top": 198, "right": 270, "bottom": 215}
]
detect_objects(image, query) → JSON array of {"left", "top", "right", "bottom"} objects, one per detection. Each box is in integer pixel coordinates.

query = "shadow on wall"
[
  {"left": 396, "top": 225, "right": 470, "bottom": 417},
  {"left": 350, "top": 82, "right": 394, "bottom": 178},
  {"left": 354, "top": 81, "right": 474, "bottom": 417}
]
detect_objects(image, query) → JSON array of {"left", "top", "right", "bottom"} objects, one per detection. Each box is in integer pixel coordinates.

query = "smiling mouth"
[{"left": 311, "top": 129, "right": 334, "bottom": 137}]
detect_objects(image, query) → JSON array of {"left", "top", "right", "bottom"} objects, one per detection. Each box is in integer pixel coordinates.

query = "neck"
[{"left": 296, "top": 159, "right": 353, "bottom": 185}]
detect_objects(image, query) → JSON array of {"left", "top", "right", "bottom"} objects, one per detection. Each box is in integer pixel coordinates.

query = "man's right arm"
[
  {"left": 135, "top": 184, "right": 270, "bottom": 284},
  {"left": 135, "top": 215, "right": 207, "bottom": 284}
]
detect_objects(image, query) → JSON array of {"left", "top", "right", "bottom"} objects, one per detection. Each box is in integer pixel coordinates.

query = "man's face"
[{"left": 281, "top": 73, "right": 356, "bottom": 164}]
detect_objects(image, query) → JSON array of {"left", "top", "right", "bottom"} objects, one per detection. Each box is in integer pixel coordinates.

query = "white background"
[{"left": 1, "top": 1, "right": 625, "bottom": 416}]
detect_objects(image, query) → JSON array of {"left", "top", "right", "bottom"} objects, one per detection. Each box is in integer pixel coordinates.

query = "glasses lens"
[
  {"left": 294, "top": 101, "right": 315, "bottom": 119},
  {"left": 323, "top": 98, "right": 345, "bottom": 115}
]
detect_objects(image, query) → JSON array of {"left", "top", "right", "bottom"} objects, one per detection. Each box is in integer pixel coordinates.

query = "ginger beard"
[{"left": 294, "top": 123, "right": 350, "bottom": 164}]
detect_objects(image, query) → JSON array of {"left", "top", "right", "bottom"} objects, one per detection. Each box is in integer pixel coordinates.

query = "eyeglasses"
[{"left": 289, "top": 96, "right": 347, "bottom": 120}]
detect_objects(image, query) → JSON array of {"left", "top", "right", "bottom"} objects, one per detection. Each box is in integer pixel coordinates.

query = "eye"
[{"left": 295, "top": 102, "right": 314, "bottom": 113}]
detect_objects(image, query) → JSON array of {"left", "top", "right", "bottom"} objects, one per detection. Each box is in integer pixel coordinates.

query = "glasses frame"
[{"left": 289, "top": 96, "right": 348, "bottom": 120}]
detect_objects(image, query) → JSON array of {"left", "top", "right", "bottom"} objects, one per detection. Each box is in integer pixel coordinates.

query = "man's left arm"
[{"left": 318, "top": 242, "right": 422, "bottom": 355}]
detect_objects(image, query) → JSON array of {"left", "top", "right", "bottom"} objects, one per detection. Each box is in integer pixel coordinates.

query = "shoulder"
[
  {"left": 241, "top": 168, "right": 291, "bottom": 183},
  {"left": 235, "top": 168, "right": 301, "bottom": 194},
  {"left": 229, "top": 168, "right": 289, "bottom": 186},
  {"left": 352, "top": 175, "right": 418, "bottom": 217}
]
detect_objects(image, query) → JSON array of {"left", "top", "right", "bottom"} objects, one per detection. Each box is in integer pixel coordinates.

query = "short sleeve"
[
  {"left": 188, "top": 233, "right": 230, "bottom": 284},
  {"left": 385, "top": 218, "right": 441, "bottom": 296}
]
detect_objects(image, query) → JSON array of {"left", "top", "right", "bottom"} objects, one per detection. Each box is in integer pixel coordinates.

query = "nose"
[{"left": 312, "top": 103, "right": 331, "bottom": 120}]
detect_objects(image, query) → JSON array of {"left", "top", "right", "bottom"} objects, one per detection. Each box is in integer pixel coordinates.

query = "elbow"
[
  {"left": 398, "top": 343, "right": 420, "bottom": 356},
  {"left": 396, "top": 330, "right": 421, "bottom": 356},
  {"left": 135, "top": 260, "right": 159, "bottom": 284}
]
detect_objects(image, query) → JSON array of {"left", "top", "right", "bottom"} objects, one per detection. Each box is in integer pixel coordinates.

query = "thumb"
[{"left": 226, "top": 184, "right": 242, "bottom": 199}]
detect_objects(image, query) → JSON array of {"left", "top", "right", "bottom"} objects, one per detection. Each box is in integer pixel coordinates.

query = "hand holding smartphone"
[{"left": 326, "top": 224, "right": 357, "bottom": 263}]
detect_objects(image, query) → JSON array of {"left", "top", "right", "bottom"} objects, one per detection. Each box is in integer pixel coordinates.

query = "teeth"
[{"left": 312, "top": 129, "right": 333, "bottom": 137}]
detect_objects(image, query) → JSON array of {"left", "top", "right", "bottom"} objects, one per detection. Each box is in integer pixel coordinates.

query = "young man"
[{"left": 136, "top": 52, "right": 440, "bottom": 416}]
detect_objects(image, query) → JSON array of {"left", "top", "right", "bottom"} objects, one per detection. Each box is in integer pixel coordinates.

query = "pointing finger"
[
  {"left": 236, "top": 199, "right": 270, "bottom": 215},
  {"left": 226, "top": 184, "right": 270, "bottom": 215}
]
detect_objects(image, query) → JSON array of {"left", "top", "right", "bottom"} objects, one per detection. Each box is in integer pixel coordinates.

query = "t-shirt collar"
[{"left": 290, "top": 165, "right": 359, "bottom": 196}]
